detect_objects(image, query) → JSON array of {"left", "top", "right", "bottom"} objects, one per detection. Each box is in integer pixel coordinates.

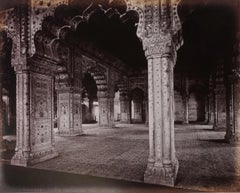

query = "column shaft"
[
  {"left": 225, "top": 81, "right": 234, "bottom": 142},
  {"left": 0, "top": 70, "right": 2, "bottom": 145},
  {"left": 144, "top": 98, "right": 149, "bottom": 125},
  {"left": 98, "top": 97, "right": 114, "bottom": 128},
  {"left": 235, "top": 80, "right": 240, "bottom": 141},
  {"left": 133, "top": 100, "right": 143, "bottom": 122},
  {"left": 57, "top": 89, "right": 83, "bottom": 136},
  {"left": 120, "top": 98, "right": 130, "bottom": 123},
  {"left": 182, "top": 77, "right": 189, "bottom": 124},
  {"left": 213, "top": 89, "right": 218, "bottom": 130},
  {"left": 88, "top": 99, "right": 94, "bottom": 121},
  {"left": 144, "top": 55, "right": 178, "bottom": 187}
]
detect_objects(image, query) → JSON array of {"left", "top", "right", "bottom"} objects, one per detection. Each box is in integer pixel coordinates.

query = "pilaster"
[{"left": 11, "top": 61, "right": 58, "bottom": 166}]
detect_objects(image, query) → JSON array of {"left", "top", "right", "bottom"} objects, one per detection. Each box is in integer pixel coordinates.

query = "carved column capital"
[{"left": 143, "top": 35, "right": 176, "bottom": 63}]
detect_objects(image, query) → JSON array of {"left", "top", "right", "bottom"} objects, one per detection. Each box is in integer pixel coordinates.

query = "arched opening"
[
  {"left": 82, "top": 72, "right": 98, "bottom": 124},
  {"left": 2, "top": 0, "right": 240, "bottom": 191},
  {"left": 0, "top": 31, "right": 15, "bottom": 136}
]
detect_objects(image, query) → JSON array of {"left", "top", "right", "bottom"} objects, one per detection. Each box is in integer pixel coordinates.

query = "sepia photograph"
[{"left": 0, "top": 0, "right": 240, "bottom": 192}]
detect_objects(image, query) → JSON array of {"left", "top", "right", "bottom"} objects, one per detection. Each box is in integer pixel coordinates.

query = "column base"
[
  {"left": 182, "top": 121, "right": 189, "bottom": 125},
  {"left": 225, "top": 132, "right": 240, "bottom": 144},
  {"left": 11, "top": 148, "right": 59, "bottom": 167},
  {"left": 56, "top": 129, "right": 83, "bottom": 136},
  {"left": 144, "top": 161, "right": 179, "bottom": 187}
]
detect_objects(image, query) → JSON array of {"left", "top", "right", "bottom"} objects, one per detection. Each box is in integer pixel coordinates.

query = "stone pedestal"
[
  {"left": 120, "top": 98, "right": 130, "bottom": 123},
  {"left": 98, "top": 97, "right": 114, "bottom": 128},
  {"left": 57, "top": 89, "right": 83, "bottom": 136},
  {"left": 144, "top": 38, "right": 178, "bottom": 187},
  {"left": 11, "top": 70, "right": 58, "bottom": 166}
]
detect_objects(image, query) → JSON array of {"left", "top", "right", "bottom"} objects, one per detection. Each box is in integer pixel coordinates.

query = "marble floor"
[{"left": 28, "top": 123, "right": 240, "bottom": 192}]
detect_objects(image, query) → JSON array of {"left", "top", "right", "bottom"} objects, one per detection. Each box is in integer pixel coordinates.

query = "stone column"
[
  {"left": 119, "top": 96, "right": 130, "bottom": 123},
  {"left": 88, "top": 98, "right": 94, "bottom": 121},
  {"left": 183, "top": 98, "right": 189, "bottom": 124},
  {"left": 144, "top": 36, "right": 178, "bottom": 187},
  {"left": 97, "top": 67, "right": 115, "bottom": 128},
  {"left": 0, "top": 33, "right": 6, "bottom": 148},
  {"left": 225, "top": 29, "right": 240, "bottom": 143},
  {"left": 133, "top": 99, "right": 143, "bottom": 122},
  {"left": 233, "top": 28, "right": 240, "bottom": 143},
  {"left": 225, "top": 77, "right": 235, "bottom": 142},
  {"left": 0, "top": 56, "right": 3, "bottom": 146},
  {"left": 206, "top": 94, "right": 211, "bottom": 124},
  {"left": 56, "top": 88, "right": 83, "bottom": 136},
  {"left": 11, "top": 65, "right": 58, "bottom": 166},
  {"left": 182, "top": 76, "right": 189, "bottom": 124},
  {"left": 204, "top": 95, "right": 210, "bottom": 124},
  {"left": 208, "top": 75, "right": 215, "bottom": 124},
  {"left": 98, "top": 95, "right": 114, "bottom": 128},
  {"left": 234, "top": 75, "right": 240, "bottom": 142},
  {"left": 213, "top": 88, "right": 219, "bottom": 130},
  {"left": 144, "top": 97, "right": 149, "bottom": 125}
]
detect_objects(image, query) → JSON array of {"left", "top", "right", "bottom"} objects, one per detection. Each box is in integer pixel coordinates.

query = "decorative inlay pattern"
[{"left": 30, "top": 73, "right": 52, "bottom": 149}]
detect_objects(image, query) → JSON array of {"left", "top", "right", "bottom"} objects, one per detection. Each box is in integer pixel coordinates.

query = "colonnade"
[{"left": 2, "top": 0, "right": 240, "bottom": 188}]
